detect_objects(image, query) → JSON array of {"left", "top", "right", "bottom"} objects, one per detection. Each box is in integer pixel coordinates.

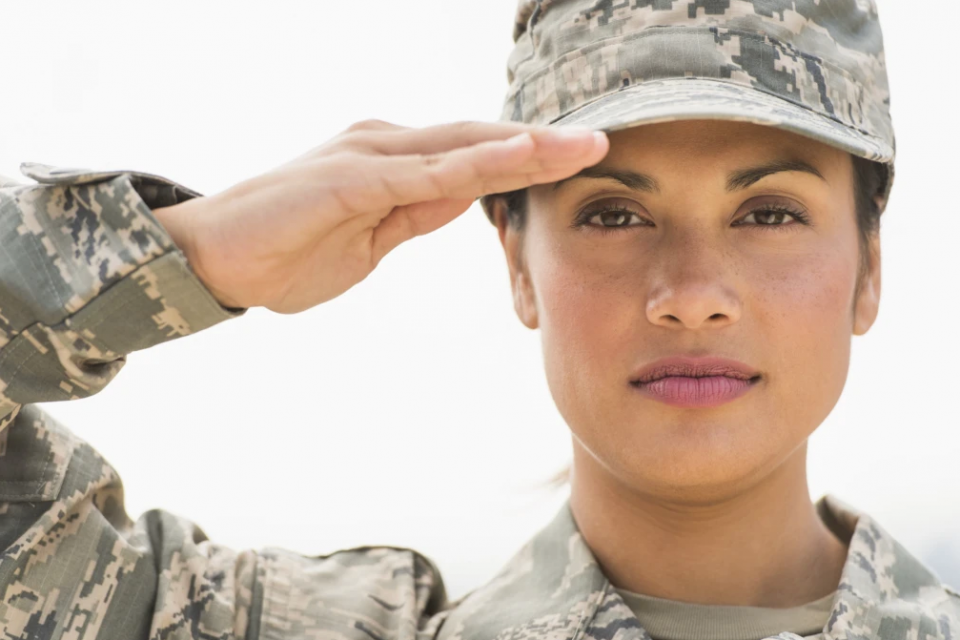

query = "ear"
[
  {"left": 492, "top": 198, "right": 539, "bottom": 330},
  {"left": 853, "top": 221, "right": 882, "bottom": 336}
]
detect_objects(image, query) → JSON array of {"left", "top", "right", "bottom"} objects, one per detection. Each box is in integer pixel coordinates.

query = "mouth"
[{"left": 629, "top": 357, "right": 762, "bottom": 409}]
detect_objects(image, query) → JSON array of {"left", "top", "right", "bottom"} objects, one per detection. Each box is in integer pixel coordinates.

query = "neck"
[{"left": 568, "top": 440, "right": 848, "bottom": 608}]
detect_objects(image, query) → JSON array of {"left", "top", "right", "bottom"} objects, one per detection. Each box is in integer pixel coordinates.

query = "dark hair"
[
  {"left": 851, "top": 156, "right": 887, "bottom": 278},
  {"left": 490, "top": 154, "right": 889, "bottom": 491}
]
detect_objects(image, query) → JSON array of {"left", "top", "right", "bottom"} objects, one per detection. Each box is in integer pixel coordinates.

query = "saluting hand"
[{"left": 153, "top": 119, "right": 609, "bottom": 313}]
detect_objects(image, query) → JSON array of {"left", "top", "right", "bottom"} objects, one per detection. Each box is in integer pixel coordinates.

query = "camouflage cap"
[{"left": 482, "top": 0, "right": 895, "bottom": 220}]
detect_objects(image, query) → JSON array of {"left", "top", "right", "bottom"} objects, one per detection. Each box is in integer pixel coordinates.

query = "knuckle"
[
  {"left": 334, "top": 130, "right": 373, "bottom": 150},
  {"left": 345, "top": 118, "right": 392, "bottom": 133},
  {"left": 420, "top": 152, "right": 445, "bottom": 168},
  {"left": 378, "top": 171, "right": 404, "bottom": 203},
  {"left": 431, "top": 175, "right": 452, "bottom": 200},
  {"left": 421, "top": 163, "right": 450, "bottom": 199},
  {"left": 448, "top": 120, "right": 476, "bottom": 134},
  {"left": 311, "top": 155, "right": 370, "bottom": 193}
]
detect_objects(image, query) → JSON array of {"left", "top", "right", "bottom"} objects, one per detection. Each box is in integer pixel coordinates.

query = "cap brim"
[
  {"left": 551, "top": 78, "right": 894, "bottom": 164},
  {"left": 480, "top": 78, "right": 894, "bottom": 224}
]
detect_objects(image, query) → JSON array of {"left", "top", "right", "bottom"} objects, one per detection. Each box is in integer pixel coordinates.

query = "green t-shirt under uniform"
[{"left": 614, "top": 588, "right": 836, "bottom": 640}]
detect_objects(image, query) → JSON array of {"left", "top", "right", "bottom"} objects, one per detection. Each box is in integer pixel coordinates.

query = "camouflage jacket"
[{"left": 0, "top": 165, "right": 957, "bottom": 640}]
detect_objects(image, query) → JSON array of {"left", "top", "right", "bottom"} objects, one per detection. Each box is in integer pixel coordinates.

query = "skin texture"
[
  {"left": 154, "top": 120, "right": 608, "bottom": 312},
  {"left": 156, "top": 117, "right": 881, "bottom": 609},
  {"left": 492, "top": 120, "right": 881, "bottom": 607}
]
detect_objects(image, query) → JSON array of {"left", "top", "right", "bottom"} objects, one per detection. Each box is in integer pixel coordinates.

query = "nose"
[{"left": 645, "top": 251, "right": 742, "bottom": 330}]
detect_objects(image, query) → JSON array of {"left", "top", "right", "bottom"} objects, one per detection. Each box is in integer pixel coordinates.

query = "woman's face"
[{"left": 496, "top": 120, "right": 881, "bottom": 500}]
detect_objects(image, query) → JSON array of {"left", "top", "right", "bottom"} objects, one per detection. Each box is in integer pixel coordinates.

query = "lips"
[{"left": 629, "top": 357, "right": 761, "bottom": 408}]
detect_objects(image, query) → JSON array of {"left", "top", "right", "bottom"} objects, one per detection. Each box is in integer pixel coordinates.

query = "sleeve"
[
  {"left": 0, "top": 405, "right": 451, "bottom": 640},
  {"left": 0, "top": 162, "right": 243, "bottom": 428},
  {"left": 0, "top": 164, "right": 453, "bottom": 640},
  {"left": 243, "top": 544, "right": 450, "bottom": 640}
]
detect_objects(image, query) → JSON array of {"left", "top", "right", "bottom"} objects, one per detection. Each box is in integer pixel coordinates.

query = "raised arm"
[
  {"left": 0, "top": 121, "right": 607, "bottom": 640},
  {"left": 0, "top": 164, "right": 241, "bottom": 427},
  {"left": 150, "top": 120, "right": 608, "bottom": 313},
  {"left": 0, "top": 122, "right": 605, "bottom": 430}
]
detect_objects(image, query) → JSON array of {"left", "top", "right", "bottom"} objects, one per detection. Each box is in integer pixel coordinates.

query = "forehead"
[
  {"left": 525, "top": 120, "right": 855, "bottom": 205},
  {"left": 601, "top": 120, "right": 846, "bottom": 169}
]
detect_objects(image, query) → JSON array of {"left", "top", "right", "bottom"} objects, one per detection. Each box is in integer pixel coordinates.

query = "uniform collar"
[
  {"left": 436, "top": 495, "right": 959, "bottom": 640},
  {"left": 821, "top": 496, "right": 958, "bottom": 640}
]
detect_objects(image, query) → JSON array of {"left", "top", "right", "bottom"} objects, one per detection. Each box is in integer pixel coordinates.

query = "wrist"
[{"left": 152, "top": 198, "right": 245, "bottom": 310}]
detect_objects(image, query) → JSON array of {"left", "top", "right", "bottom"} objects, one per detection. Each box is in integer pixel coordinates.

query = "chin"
[
  {"left": 624, "top": 452, "right": 779, "bottom": 504},
  {"left": 576, "top": 416, "right": 800, "bottom": 504}
]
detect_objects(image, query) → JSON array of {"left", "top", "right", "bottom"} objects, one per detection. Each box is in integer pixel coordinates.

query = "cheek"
[
  {"left": 529, "top": 240, "right": 649, "bottom": 407},
  {"left": 527, "top": 229, "right": 861, "bottom": 438},
  {"left": 524, "top": 219, "right": 862, "bottom": 495},
  {"left": 531, "top": 240, "right": 859, "bottom": 359},
  {"left": 732, "top": 235, "right": 862, "bottom": 459},
  {"left": 537, "top": 256, "right": 638, "bottom": 338},
  {"left": 750, "top": 243, "right": 858, "bottom": 387}
]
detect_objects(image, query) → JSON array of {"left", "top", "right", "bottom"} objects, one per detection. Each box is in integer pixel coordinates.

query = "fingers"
[
  {"left": 370, "top": 197, "right": 476, "bottom": 262},
  {"left": 368, "top": 128, "right": 609, "bottom": 210},
  {"left": 364, "top": 128, "right": 608, "bottom": 259},
  {"left": 343, "top": 119, "right": 409, "bottom": 134},
  {"left": 356, "top": 120, "right": 537, "bottom": 156}
]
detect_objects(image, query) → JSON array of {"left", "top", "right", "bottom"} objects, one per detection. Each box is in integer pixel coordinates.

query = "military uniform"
[
  {"left": 0, "top": 0, "right": 951, "bottom": 638},
  {"left": 0, "top": 163, "right": 955, "bottom": 640}
]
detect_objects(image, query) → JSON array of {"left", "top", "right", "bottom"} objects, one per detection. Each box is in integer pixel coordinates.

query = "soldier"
[{"left": 0, "top": 1, "right": 956, "bottom": 639}]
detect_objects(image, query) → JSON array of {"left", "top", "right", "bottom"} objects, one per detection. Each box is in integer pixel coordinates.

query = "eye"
[
  {"left": 573, "top": 201, "right": 652, "bottom": 232},
  {"left": 590, "top": 210, "right": 644, "bottom": 228},
  {"left": 734, "top": 203, "right": 811, "bottom": 229}
]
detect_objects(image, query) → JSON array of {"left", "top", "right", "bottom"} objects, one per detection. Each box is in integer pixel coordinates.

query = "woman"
[{"left": 0, "top": 1, "right": 954, "bottom": 640}]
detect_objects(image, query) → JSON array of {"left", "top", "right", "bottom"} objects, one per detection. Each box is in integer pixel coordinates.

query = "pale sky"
[{"left": 1, "top": 0, "right": 957, "bottom": 599}]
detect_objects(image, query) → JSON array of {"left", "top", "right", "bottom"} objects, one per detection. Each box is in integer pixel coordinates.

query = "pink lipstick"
[{"left": 629, "top": 357, "right": 760, "bottom": 408}]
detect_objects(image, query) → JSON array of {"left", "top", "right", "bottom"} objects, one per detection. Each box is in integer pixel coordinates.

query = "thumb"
[{"left": 371, "top": 197, "right": 476, "bottom": 262}]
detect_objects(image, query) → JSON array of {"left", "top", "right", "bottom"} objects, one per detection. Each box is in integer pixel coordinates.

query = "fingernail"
[
  {"left": 547, "top": 126, "right": 595, "bottom": 140},
  {"left": 593, "top": 131, "right": 608, "bottom": 145}
]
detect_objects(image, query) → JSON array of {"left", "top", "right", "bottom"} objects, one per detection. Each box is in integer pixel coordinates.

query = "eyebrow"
[
  {"left": 551, "top": 159, "right": 825, "bottom": 194},
  {"left": 726, "top": 160, "right": 825, "bottom": 191},
  {"left": 552, "top": 166, "right": 660, "bottom": 193}
]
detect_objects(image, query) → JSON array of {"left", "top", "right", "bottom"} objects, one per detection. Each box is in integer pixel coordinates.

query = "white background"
[{"left": 1, "top": 0, "right": 958, "bottom": 601}]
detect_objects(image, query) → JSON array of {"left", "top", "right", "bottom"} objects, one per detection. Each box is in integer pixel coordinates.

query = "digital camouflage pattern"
[
  {"left": 0, "top": 164, "right": 956, "bottom": 637},
  {"left": 0, "top": 165, "right": 448, "bottom": 640},
  {"left": 482, "top": 0, "right": 895, "bottom": 222},
  {"left": 438, "top": 496, "right": 960, "bottom": 640}
]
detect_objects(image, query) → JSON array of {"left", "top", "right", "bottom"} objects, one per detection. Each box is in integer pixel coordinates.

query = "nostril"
[{"left": 709, "top": 313, "right": 726, "bottom": 321}]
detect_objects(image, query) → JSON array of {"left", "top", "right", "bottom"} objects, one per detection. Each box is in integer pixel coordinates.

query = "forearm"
[
  {"left": 152, "top": 194, "right": 246, "bottom": 310},
  {"left": 0, "top": 164, "right": 243, "bottom": 424}
]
